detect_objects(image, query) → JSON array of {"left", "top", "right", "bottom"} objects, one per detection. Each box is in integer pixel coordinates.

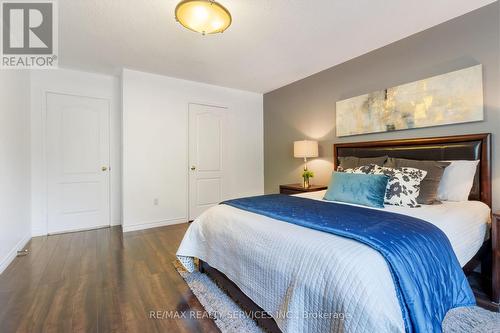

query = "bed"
[{"left": 177, "top": 133, "right": 497, "bottom": 333}]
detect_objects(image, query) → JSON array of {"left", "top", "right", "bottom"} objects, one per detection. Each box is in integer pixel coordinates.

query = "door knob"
[
  {"left": 102, "top": 166, "right": 108, "bottom": 171},
  {"left": 190, "top": 166, "right": 196, "bottom": 171}
]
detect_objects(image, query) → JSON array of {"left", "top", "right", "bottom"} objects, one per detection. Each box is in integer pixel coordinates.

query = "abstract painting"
[{"left": 335, "top": 65, "right": 484, "bottom": 137}]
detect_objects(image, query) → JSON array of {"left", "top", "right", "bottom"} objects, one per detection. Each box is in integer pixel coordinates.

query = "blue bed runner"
[{"left": 222, "top": 194, "right": 475, "bottom": 333}]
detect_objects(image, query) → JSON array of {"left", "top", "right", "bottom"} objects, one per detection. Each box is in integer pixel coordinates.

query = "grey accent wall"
[{"left": 264, "top": 2, "right": 500, "bottom": 210}]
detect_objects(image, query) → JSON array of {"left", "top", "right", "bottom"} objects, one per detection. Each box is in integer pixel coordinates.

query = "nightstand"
[
  {"left": 493, "top": 211, "right": 500, "bottom": 305},
  {"left": 279, "top": 183, "right": 328, "bottom": 195},
  {"left": 466, "top": 211, "right": 500, "bottom": 311}
]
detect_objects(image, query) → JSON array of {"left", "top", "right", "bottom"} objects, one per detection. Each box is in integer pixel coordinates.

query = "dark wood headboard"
[{"left": 333, "top": 133, "right": 492, "bottom": 207}]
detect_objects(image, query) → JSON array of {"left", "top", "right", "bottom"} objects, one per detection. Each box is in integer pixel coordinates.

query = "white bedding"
[{"left": 177, "top": 191, "right": 490, "bottom": 333}]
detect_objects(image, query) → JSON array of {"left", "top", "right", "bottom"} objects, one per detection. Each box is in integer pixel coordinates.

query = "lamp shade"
[{"left": 294, "top": 140, "right": 318, "bottom": 158}]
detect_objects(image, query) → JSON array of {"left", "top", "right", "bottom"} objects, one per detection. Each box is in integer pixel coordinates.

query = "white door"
[
  {"left": 46, "top": 93, "right": 110, "bottom": 234},
  {"left": 189, "top": 103, "right": 226, "bottom": 220}
]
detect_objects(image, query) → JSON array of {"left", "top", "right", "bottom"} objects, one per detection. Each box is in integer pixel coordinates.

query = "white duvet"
[{"left": 177, "top": 191, "right": 490, "bottom": 333}]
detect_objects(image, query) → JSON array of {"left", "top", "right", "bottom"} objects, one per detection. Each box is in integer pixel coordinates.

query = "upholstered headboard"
[{"left": 333, "top": 134, "right": 492, "bottom": 207}]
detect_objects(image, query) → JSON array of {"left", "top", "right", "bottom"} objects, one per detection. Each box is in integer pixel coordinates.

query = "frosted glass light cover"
[{"left": 175, "top": 0, "right": 232, "bottom": 35}]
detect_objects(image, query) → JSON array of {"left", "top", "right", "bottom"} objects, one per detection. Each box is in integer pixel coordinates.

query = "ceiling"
[{"left": 59, "top": 0, "right": 496, "bottom": 93}]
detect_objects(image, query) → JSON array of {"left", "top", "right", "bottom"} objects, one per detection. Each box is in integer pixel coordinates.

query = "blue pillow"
[{"left": 324, "top": 172, "right": 388, "bottom": 208}]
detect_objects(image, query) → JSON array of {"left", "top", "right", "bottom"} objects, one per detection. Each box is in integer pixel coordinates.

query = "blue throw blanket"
[{"left": 222, "top": 194, "right": 475, "bottom": 333}]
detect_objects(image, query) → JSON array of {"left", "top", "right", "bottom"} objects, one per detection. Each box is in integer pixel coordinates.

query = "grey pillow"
[
  {"left": 385, "top": 158, "right": 450, "bottom": 205},
  {"left": 338, "top": 156, "right": 388, "bottom": 170}
]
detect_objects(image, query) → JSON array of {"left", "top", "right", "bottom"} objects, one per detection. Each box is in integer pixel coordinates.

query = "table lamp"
[{"left": 294, "top": 140, "right": 318, "bottom": 188}]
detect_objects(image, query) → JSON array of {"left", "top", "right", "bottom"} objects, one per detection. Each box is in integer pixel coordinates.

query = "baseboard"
[
  {"left": 32, "top": 220, "right": 122, "bottom": 236},
  {"left": 122, "top": 218, "right": 186, "bottom": 233},
  {"left": 48, "top": 224, "right": 110, "bottom": 235},
  {"left": 0, "top": 233, "right": 31, "bottom": 275},
  {"left": 111, "top": 219, "right": 122, "bottom": 226},
  {"left": 31, "top": 227, "right": 47, "bottom": 237}
]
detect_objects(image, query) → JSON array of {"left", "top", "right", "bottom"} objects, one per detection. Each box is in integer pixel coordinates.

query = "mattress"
[
  {"left": 177, "top": 192, "right": 490, "bottom": 333},
  {"left": 299, "top": 190, "right": 490, "bottom": 267}
]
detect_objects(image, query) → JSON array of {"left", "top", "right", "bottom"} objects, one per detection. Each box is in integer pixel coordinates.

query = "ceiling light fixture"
[{"left": 175, "top": 0, "right": 232, "bottom": 35}]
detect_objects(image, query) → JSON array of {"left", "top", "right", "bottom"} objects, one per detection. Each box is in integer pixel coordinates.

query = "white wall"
[
  {"left": 122, "top": 69, "right": 263, "bottom": 232},
  {"left": 30, "top": 68, "right": 122, "bottom": 236},
  {"left": 0, "top": 71, "right": 31, "bottom": 273}
]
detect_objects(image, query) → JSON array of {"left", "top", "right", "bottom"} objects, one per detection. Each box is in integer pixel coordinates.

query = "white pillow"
[{"left": 437, "top": 160, "right": 479, "bottom": 202}]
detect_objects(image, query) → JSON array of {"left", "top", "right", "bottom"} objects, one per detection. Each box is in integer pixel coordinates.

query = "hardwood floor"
[{"left": 0, "top": 224, "right": 220, "bottom": 333}]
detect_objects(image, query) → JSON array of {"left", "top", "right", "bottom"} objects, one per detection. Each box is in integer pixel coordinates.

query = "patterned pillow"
[{"left": 344, "top": 164, "right": 427, "bottom": 208}]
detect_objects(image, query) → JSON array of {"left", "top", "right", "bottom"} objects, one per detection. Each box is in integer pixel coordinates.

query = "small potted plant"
[{"left": 302, "top": 170, "right": 314, "bottom": 189}]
